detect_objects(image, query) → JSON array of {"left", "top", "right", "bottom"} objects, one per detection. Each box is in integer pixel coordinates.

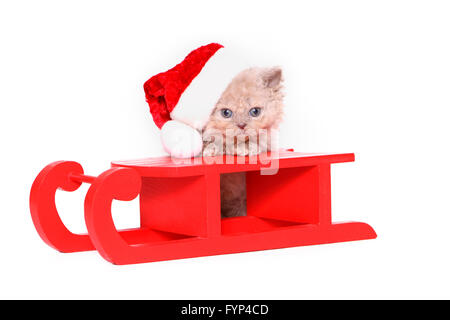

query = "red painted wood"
[
  {"left": 29, "top": 151, "right": 376, "bottom": 265},
  {"left": 140, "top": 175, "right": 208, "bottom": 237},
  {"left": 204, "top": 169, "right": 222, "bottom": 237},
  {"left": 318, "top": 164, "right": 333, "bottom": 225},
  {"left": 247, "top": 165, "right": 320, "bottom": 224},
  {"left": 84, "top": 167, "right": 143, "bottom": 263},
  {"left": 110, "top": 151, "right": 355, "bottom": 177},
  {"left": 29, "top": 161, "right": 94, "bottom": 253}
]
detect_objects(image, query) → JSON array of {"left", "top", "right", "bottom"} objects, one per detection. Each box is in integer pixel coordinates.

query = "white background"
[{"left": 1, "top": 0, "right": 449, "bottom": 299}]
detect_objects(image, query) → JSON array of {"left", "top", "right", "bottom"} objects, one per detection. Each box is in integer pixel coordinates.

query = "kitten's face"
[{"left": 204, "top": 67, "right": 284, "bottom": 136}]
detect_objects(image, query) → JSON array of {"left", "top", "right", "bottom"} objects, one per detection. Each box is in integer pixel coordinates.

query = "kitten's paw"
[
  {"left": 203, "top": 145, "right": 220, "bottom": 157},
  {"left": 235, "top": 143, "right": 249, "bottom": 156},
  {"left": 248, "top": 143, "right": 260, "bottom": 156}
]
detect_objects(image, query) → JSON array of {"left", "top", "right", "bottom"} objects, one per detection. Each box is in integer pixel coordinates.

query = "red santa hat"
[{"left": 144, "top": 43, "right": 244, "bottom": 158}]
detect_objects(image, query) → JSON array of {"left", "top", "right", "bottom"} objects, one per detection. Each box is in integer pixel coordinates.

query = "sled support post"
[
  {"left": 204, "top": 170, "right": 221, "bottom": 237},
  {"left": 317, "top": 163, "right": 332, "bottom": 226}
]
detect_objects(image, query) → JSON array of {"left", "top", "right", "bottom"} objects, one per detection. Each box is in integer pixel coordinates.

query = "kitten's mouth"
[
  {"left": 233, "top": 136, "right": 250, "bottom": 143},
  {"left": 233, "top": 131, "right": 251, "bottom": 142},
  {"left": 239, "top": 129, "right": 258, "bottom": 137},
  {"left": 236, "top": 129, "right": 250, "bottom": 137}
]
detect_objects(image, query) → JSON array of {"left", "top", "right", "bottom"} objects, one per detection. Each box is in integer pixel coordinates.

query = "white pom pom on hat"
[{"left": 160, "top": 120, "right": 203, "bottom": 159}]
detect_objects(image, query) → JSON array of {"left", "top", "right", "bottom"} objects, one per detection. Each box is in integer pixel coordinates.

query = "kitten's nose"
[{"left": 237, "top": 123, "right": 247, "bottom": 129}]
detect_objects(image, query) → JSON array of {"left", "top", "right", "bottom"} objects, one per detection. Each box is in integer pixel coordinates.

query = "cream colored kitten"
[{"left": 202, "top": 67, "right": 284, "bottom": 218}]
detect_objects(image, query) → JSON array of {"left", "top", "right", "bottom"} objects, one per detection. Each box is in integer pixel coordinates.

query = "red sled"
[{"left": 29, "top": 150, "right": 376, "bottom": 265}]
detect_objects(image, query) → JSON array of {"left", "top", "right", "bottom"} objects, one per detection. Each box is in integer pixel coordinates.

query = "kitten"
[{"left": 202, "top": 67, "right": 284, "bottom": 218}]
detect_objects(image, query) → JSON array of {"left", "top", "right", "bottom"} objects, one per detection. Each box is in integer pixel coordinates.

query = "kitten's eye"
[
  {"left": 220, "top": 108, "right": 233, "bottom": 118},
  {"left": 249, "top": 107, "right": 262, "bottom": 117}
]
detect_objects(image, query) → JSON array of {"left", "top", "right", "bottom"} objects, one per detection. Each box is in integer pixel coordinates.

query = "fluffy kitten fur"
[{"left": 202, "top": 67, "right": 284, "bottom": 218}]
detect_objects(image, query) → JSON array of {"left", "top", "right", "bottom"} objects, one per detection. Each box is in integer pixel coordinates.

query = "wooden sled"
[{"left": 29, "top": 150, "right": 376, "bottom": 265}]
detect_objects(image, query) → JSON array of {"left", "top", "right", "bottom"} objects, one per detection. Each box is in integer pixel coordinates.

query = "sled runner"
[{"left": 29, "top": 150, "right": 376, "bottom": 265}]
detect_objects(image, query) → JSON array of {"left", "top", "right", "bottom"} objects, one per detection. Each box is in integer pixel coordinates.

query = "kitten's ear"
[{"left": 262, "top": 67, "right": 283, "bottom": 89}]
